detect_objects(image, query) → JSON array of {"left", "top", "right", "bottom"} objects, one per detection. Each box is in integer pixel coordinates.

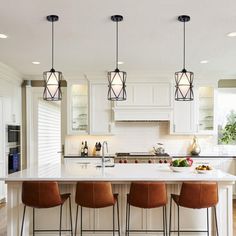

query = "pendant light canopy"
[
  {"left": 175, "top": 15, "right": 194, "bottom": 101},
  {"left": 43, "top": 15, "right": 62, "bottom": 101},
  {"left": 108, "top": 15, "right": 127, "bottom": 101}
]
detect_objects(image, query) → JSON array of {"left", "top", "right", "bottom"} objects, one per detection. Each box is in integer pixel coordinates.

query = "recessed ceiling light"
[
  {"left": 0, "top": 34, "right": 8, "bottom": 39},
  {"left": 200, "top": 60, "right": 209, "bottom": 64},
  {"left": 32, "top": 61, "right": 40, "bottom": 65},
  {"left": 227, "top": 32, "right": 236, "bottom": 37},
  {"left": 118, "top": 61, "right": 124, "bottom": 65}
]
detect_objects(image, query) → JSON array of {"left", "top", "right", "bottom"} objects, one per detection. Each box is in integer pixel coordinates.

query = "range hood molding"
[{"left": 113, "top": 107, "right": 172, "bottom": 121}]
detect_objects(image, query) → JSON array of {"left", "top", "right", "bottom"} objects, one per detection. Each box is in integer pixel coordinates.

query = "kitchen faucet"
[{"left": 102, "top": 141, "right": 108, "bottom": 168}]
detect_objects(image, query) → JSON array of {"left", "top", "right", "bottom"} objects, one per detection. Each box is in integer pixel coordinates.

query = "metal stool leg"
[
  {"left": 207, "top": 208, "right": 209, "bottom": 236},
  {"left": 214, "top": 206, "right": 219, "bottom": 236},
  {"left": 125, "top": 199, "right": 128, "bottom": 236},
  {"left": 59, "top": 205, "right": 62, "bottom": 236},
  {"left": 75, "top": 205, "right": 79, "bottom": 236},
  {"left": 33, "top": 208, "right": 35, "bottom": 236},
  {"left": 113, "top": 205, "right": 115, "bottom": 236},
  {"left": 128, "top": 204, "right": 130, "bottom": 236},
  {"left": 165, "top": 206, "right": 167, "bottom": 236},
  {"left": 177, "top": 205, "right": 180, "bottom": 236},
  {"left": 80, "top": 206, "right": 83, "bottom": 236},
  {"left": 117, "top": 199, "right": 121, "bottom": 236},
  {"left": 20, "top": 205, "right": 26, "bottom": 236},
  {"left": 162, "top": 206, "right": 165, "bottom": 236},
  {"left": 169, "top": 196, "right": 172, "bottom": 236},
  {"left": 69, "top": 196, "right": 73, "bottom": 236}
]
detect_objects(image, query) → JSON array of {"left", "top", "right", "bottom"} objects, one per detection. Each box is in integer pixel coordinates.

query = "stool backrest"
[
  {"left": 75, "top": 182, "right": 115, "bottom": 208},
  {"left": 22, "top": 181, "right": 62, "bottom": 208},
  {"left": 129, "top": 182, "right": 167, "bottom": 208},
  {"left": 179, "top": 182, "right": 218, "bottom": 209}
]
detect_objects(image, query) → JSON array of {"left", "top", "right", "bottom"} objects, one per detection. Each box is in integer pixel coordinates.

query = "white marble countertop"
[{"left": 1, "top": 163, "right": 236, "bottom": 182}]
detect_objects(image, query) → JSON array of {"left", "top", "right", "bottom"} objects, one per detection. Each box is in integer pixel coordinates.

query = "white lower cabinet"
[{"left": 89, "top": 82, "right": 113, "bottom": 135}]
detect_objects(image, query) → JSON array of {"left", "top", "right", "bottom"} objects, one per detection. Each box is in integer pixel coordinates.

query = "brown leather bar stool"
[
  {"left": 169, "top": 182, "right": 219, "bottom": 236},
  {"left": 75, "top": 181, "right": 120, "bottom": 236},
  {"left": 126, "top": 182, "right": 167, "bottom": 236},
  {"left": 20, "top": 181, "right": 73, "bottom": 236}
]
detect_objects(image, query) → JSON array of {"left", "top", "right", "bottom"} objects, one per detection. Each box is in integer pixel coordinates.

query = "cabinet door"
[
  {"left": 89, "top": 83, "right": 112, "bottom": 135},
  {"left": 196, "top": 86, "right": 216, "bottom": 135},
  {"left": 67, "top": 81, "right": 89, "bottom": 134},
  {"left": 172, "top": 100, "right": 196, "bottom": 134},
  {"left": 115, "top": 82, "right": 171, "bottom": 107}
]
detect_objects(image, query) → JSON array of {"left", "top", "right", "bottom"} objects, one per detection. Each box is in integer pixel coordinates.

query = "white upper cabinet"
[
  {"left": 171, "top": 99, "right": 196, "bottom": 134},
  {"left": 89, "top": 82, "right": 113, "bottom": 135},
  {"left": 67, "top": 80, "right": 89, "bottom": 134},
  {"left": 170, "top": 84, "right": 217, "bottom": 135},
  {"left": 115, "top": 82, "right": 172, "bottom": 107}
]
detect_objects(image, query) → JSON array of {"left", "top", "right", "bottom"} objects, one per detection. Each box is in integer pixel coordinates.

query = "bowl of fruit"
[
  {"left": 169, "top": 158, "right": 193, "bottom": 172},
  {"left": 195, "top": 165, "right": 213, "bottom": 174}
]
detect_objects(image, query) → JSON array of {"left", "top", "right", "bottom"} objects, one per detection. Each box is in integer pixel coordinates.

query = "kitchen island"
[{"left": 2, "top": 163, "right": 236, "bottom": 236}]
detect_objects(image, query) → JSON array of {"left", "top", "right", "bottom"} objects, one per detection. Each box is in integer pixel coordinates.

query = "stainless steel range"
[{"left": 115, "top": 152, "right": 172, "bottom": 164}]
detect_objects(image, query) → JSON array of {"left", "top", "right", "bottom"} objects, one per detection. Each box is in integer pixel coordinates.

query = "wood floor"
[
  {"left": 0, "top": 203, "right": 6, "bottom": 236},
  {"left": 0, "top": 201, "right": 236, "bottom": 235}
]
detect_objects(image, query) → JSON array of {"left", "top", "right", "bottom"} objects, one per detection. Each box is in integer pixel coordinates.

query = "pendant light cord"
[
  {"left": 52, "top": 20, "right": 54, "bottom": 69},
  {"left": 116, "top": 20, "right": 119, "bottom": 69},
  {"left": 183, "top": 21, "right": 185, "bottom": 70}
]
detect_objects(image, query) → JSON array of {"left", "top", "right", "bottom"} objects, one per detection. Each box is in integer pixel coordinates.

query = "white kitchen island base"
[{"left": 3, "top": 163, "right": 236, "bottom": 236}]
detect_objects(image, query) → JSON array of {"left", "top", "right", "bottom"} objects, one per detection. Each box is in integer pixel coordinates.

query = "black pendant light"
[
  {"left": 108, "top": 15, "right": 127, "bottom": 101},
  {"left": 175, "top": 15, "right": 194, "bottom": 101},
  {"left": 43, "top": 15, "right": 62, "bottom": 101}
]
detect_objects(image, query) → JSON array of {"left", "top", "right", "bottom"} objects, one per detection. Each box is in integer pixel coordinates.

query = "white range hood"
[{"left": 113, "top": 82, "right": 173, "bottom": 121}]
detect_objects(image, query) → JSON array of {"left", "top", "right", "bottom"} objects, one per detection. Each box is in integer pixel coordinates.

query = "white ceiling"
[{"left": 1, "top": 0, "right": 236, "bottom": 81}]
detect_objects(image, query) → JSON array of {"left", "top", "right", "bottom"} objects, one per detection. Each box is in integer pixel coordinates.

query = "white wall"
[
  {"left": 65, "top": 122, "right": 235, "bottom": 156},
  {"left": 0, "top": 62, "right": 22, "bottom": 125},
  {"left": 0, "top": 62, "right": 22, "bottom": 200}
]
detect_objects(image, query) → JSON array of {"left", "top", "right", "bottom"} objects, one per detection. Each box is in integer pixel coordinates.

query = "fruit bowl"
[
  {"left": 195, "top": 165, "right": 213, "bottom": 174},
  {"left": 169, "top": 158, "right": 193, "bottom": 172},
  {"left": 169, "top": 166, "right": 193, "bottom": 172},
  {"left": 196, "top": 169, "right": 213, "bottom": 174}
]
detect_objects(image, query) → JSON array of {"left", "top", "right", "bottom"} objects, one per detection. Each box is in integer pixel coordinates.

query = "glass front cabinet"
[
  {"left": 67, "top": 80, "right": 88, "bottom": 134},
  {"left": 196, "top": 85, "right": 217, "bottom": 135}
]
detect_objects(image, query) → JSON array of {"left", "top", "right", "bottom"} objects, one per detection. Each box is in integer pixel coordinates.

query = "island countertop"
[{"left": 2, "top": 163, "right": 236, "bottom": 182}]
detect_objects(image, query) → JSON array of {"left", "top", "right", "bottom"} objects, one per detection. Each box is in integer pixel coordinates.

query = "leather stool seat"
[
  {"left": 169, "top": 182, "right": 219, "bottom": 236},
  {"left": 21, "top": 181, "right": 73, "bottom": 236},
  {"left": 126, "top": 182, "right": 167, "bottom": 236},
  {"left": 75, "top": 182, "right": 120, "bottom": 236}
]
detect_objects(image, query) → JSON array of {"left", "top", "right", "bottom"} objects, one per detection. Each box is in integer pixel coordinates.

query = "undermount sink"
[
  {"left": 96, "top": 164, "right": 115, "bottom": 168},
  {"left": 76, "top": 162, "right": 91, "bottom": 165}
]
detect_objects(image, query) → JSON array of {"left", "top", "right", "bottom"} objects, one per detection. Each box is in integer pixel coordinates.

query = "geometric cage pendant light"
[
  {"left": 43, "top": 15, "right": 63, "bottom": 101},
  {"left": 175, "top": 15, "right": 194, "bottom": 101},
  {"left": 108, "top": 15, "right": 127, "bottom": 101}
]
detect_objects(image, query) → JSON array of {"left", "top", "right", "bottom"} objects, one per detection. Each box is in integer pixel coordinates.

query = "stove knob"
[
  {"left": 148, "top": 159, "right": 152, "bottom": 163},
  {"left": 119, "top": 159, "right": 123, "bottom": 163},
  {"left": 124, "top": 159, "right": 127, "bottom": 163},
  {"left": 164, "top": 159, "right": 168, "bottom": 163},
  {"left": 159, "top": 159, "right": 163, "bottom": 164}
]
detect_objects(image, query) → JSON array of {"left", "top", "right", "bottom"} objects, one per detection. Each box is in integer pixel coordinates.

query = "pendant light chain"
[
  {"left": 116, "top": 21, "right": 119, "bottom": 69},
  {"left": 52, "top": 20, "right": 54, "bottom": 69},
  {"left": 183, "top": 21, "right": 185, "bottom": 70}
]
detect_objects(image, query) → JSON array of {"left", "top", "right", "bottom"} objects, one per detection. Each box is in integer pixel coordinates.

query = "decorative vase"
[{"left": 190, "top": 136, "right": 201, "bottom": 155}]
